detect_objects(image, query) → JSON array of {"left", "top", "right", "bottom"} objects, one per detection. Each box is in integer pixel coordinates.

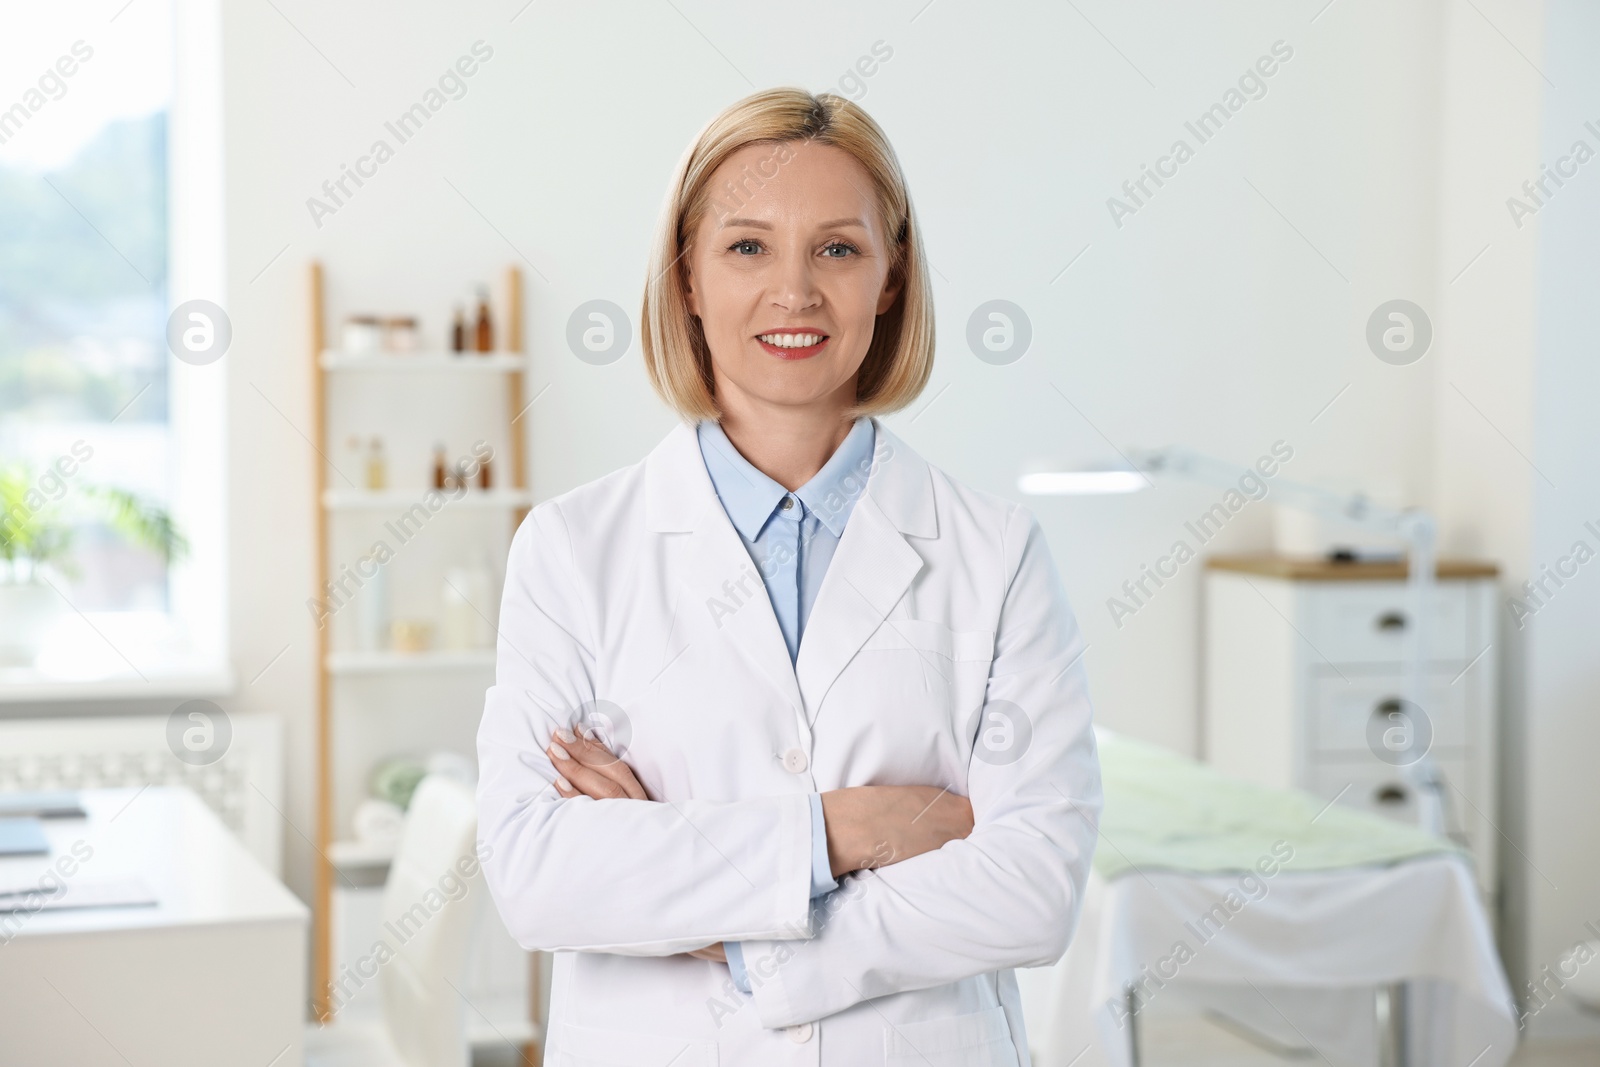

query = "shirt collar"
[
  {"left": 793, "top": 417, "right": 875, "bottom": 536},
  {"left": 696, "top": 417, "right": 876, "bottom": 541},
  {"left": 697, "top": 420, "right": 788, "bottom": 541}
]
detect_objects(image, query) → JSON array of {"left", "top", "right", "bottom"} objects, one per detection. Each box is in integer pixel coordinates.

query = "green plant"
[{"left": 0, "top": 464, "right": 187, "bottom": 581}]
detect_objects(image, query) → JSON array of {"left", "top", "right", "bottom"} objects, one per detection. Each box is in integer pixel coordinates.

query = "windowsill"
[
  {"left": 0, "top": 661, "right": 235, "bottom": 703},
  {"left": 0, "top": 610, "right": 234, "bottom": 704}
]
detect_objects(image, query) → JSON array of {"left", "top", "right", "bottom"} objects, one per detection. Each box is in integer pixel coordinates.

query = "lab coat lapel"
[
  {"left": 794, "top": 421, "right": 935, "bottom": 723},
  {"left": 646, "top": 423, "right": 805, "bottom": 718}
]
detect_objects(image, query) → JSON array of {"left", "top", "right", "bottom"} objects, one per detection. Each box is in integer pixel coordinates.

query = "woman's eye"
[
  {"left": 729, "top": 240, "right": 763, "bottom": 255},
  {"left": 821, "top": 242, "right": 859, "bottom": 258}
]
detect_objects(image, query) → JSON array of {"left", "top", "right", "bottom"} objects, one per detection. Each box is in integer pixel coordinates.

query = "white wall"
[
  {"left": 1430, "top": 0, "right": 1546, "bottom": 998},
  {"left": 213, "top": 0, "right": 1600, "bottom": 1023},
  {"left": 219, "top": 0, "right": 1458, "bottom": 913},
  {"left": 1520, "top": 0, "right": 1600, "bottom": 1032}
]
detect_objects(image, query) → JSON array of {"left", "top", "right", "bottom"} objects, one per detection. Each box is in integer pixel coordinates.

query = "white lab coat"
[{"left": 477, "top": 418, "right": 1102, "bottom": 1066}]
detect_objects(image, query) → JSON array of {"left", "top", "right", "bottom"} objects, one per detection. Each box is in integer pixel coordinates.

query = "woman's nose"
[{"left": 770, "top": 251, "right": 822, "bottom": 312}]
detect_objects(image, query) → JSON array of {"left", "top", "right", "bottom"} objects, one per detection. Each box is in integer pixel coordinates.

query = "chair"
[{"left": 306, "top": 775, "right": 486, "bottom": 1067}]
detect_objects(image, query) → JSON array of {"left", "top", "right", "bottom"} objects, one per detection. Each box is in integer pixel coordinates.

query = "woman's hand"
[
  {"left": 547, "top": 727, "right": 649, "bottom": 800},
  {"left": 686, "top": 943, "right": 727, "bottom": 963},
  {"left": 821, "top": 786, "right": 974, "bottom": 877}
]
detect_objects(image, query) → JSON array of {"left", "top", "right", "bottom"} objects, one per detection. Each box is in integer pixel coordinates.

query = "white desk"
[{"left": 0, "top": 787, "right": 308, "bottom": 1066}]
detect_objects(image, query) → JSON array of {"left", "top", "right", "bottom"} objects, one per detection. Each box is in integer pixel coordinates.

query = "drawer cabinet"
[
  {"left": 1301, "top": 582, "right": 1473, "bottom": 663},
  {"left": 1203, "top": 555, "right": 1500, "bottom": 904},
  {"left": 1308, "top": 670, "right": 1472, "bottom": 754},
  {"left": 1306, "top": 753, "right": 1473, "bottom": 830}
]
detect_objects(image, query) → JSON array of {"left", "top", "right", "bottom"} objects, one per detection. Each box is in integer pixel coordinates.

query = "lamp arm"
[{"left": 1137, "top": 445, "right": 1451, "bottom": 837}]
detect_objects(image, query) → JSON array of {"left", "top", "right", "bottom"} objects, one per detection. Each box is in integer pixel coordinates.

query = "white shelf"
[
  {"left": 320, "top": 350, "right": 526, "bottom": 372},
  {"left": 322, "top": 488, "right": 531, "bottom": 510},
  {"left": 328, "top": 838, "right": 396, "bottom": 867},
  {"left": 327, "top": 649, "right": 495, "bottom": 675},
  {"left": 467, "top": 1009, "right": 540, "bottom": 1049}
]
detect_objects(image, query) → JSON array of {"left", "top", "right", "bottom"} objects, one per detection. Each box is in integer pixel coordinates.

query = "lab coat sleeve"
[
  {"left": 476, "top": 502, "right": 816, "bottom": 956},
  {"left": 737, "top": 507, "right": 1103, "bottom": 1028},
  {"left": 728, "top": 793, "right": 837, "bottom": 993}
]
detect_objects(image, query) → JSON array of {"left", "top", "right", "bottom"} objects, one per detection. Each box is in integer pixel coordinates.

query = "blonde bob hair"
[{"left": 641, "top": 88, "right": 934, "bottom": 422}]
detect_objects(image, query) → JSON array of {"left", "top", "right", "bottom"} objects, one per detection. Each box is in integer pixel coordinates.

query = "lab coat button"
[
  {"left": 781, "top": 747, "right": 809, "bottom": 774},
  {"left": 787, "top": 1022, "right": 814, "bottom": 1043}
]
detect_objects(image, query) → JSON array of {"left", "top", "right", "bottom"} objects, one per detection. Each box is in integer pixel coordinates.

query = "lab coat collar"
[
  {"left": 644, "top": 422, "right": 797, "bottom": 717},
  {"left": 645, "top": 417, "right": 935, "bottom": 539},
  {"left": 643, "top": 417, "right": 935, "bottom": 722}
]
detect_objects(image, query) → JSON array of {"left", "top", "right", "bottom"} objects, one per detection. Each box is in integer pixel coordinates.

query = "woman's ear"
[
  {"left": 876, "top": 273, "right": 902, "bottom": 316},
  {"left": 682, "top": 250, "right": 701, "bottom": 318}
]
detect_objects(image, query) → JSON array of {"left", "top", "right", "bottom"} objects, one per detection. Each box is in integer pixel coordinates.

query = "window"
[{"left": 1, "top": 2, "right": 226, "bottom": 691}]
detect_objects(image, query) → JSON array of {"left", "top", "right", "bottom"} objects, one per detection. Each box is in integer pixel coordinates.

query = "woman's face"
[{"left": 684, "top": 140, "right": 902, "bottom": 416}]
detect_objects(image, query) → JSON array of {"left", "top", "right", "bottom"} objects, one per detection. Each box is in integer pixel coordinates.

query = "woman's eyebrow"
[{"left": 717, "top": 216, "right": 869, "bottom": 230}]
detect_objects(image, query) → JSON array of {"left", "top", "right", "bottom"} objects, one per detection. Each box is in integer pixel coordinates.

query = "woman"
[{"left": 477, "top": 88, "right": 1101, "bottom": 1066}]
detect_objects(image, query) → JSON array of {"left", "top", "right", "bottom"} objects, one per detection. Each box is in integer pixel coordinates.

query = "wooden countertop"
[{"left": 1205, "top": 554, "right": 1499, "bottom": 581}]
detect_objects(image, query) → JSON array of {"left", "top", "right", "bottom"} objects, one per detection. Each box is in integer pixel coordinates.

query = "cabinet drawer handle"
[
  {"left": 1374, "top": 784, "right": 1408, "bottom": 806},
  {"left": 1375, "top": 612, "right": 1408, "bottom": 631}
]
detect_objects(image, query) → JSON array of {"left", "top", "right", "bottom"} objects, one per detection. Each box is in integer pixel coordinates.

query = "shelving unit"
[
  {"left": 307, "top": 262, "right": 539, "bottom": 1059},
  {"left": 321, "top": 488, "right": 533, "bottom": 510},
  {"left": 325, "top": 649, "right": 499, "bottom": 675},
  {"left": 318, "top": 351, "right": 529, "bottom": 373}
]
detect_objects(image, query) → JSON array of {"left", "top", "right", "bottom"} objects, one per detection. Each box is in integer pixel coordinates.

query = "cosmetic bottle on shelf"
[
  {"left": 450, "top": 306, "right": 467, "bottom": 354},
  {"left": 432, "top": 444, "right": 449, "bottom": 491},
  {"left": 474, "top": 285, "right": 494, "bottom": 353},
  {"left": 441, "top": 565, "right": 494, "bottom": 650},
  {"left": 385, "top": 317, "right": 419, "bottom": 352},
  {"left": 357, "top": 562, "right": 389, "bottom": 652},
  {"left": 365, "top": 437, "right": 387, "bottom": 490}
]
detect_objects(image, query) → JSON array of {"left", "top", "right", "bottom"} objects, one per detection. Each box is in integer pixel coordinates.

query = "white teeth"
[{"left": 758, "top": 333, "right": 824, "bottom": 348}]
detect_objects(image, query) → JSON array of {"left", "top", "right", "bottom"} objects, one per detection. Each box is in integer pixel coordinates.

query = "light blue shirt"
[{"left": 696, "top": 416, "right": 876, "bottom": 994}]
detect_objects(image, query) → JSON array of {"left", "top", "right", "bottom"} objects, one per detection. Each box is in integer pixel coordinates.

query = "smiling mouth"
[{"left": 756, "top": 332, "right": 830, "bottom": 360}]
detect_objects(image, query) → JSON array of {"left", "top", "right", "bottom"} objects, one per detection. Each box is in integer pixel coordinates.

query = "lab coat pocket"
[
  {"left": 861, "top": 618, "right": 994, "bottom": 663},
  {"left": 882, "top": 1005, "right": 1021, "bottom": 1066},
  {"left": 857, "top": 618, "right": 995, "bottom": 741},
  {"left": 553, "top": 1019, "right": 717, "bottom": 1067}
]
